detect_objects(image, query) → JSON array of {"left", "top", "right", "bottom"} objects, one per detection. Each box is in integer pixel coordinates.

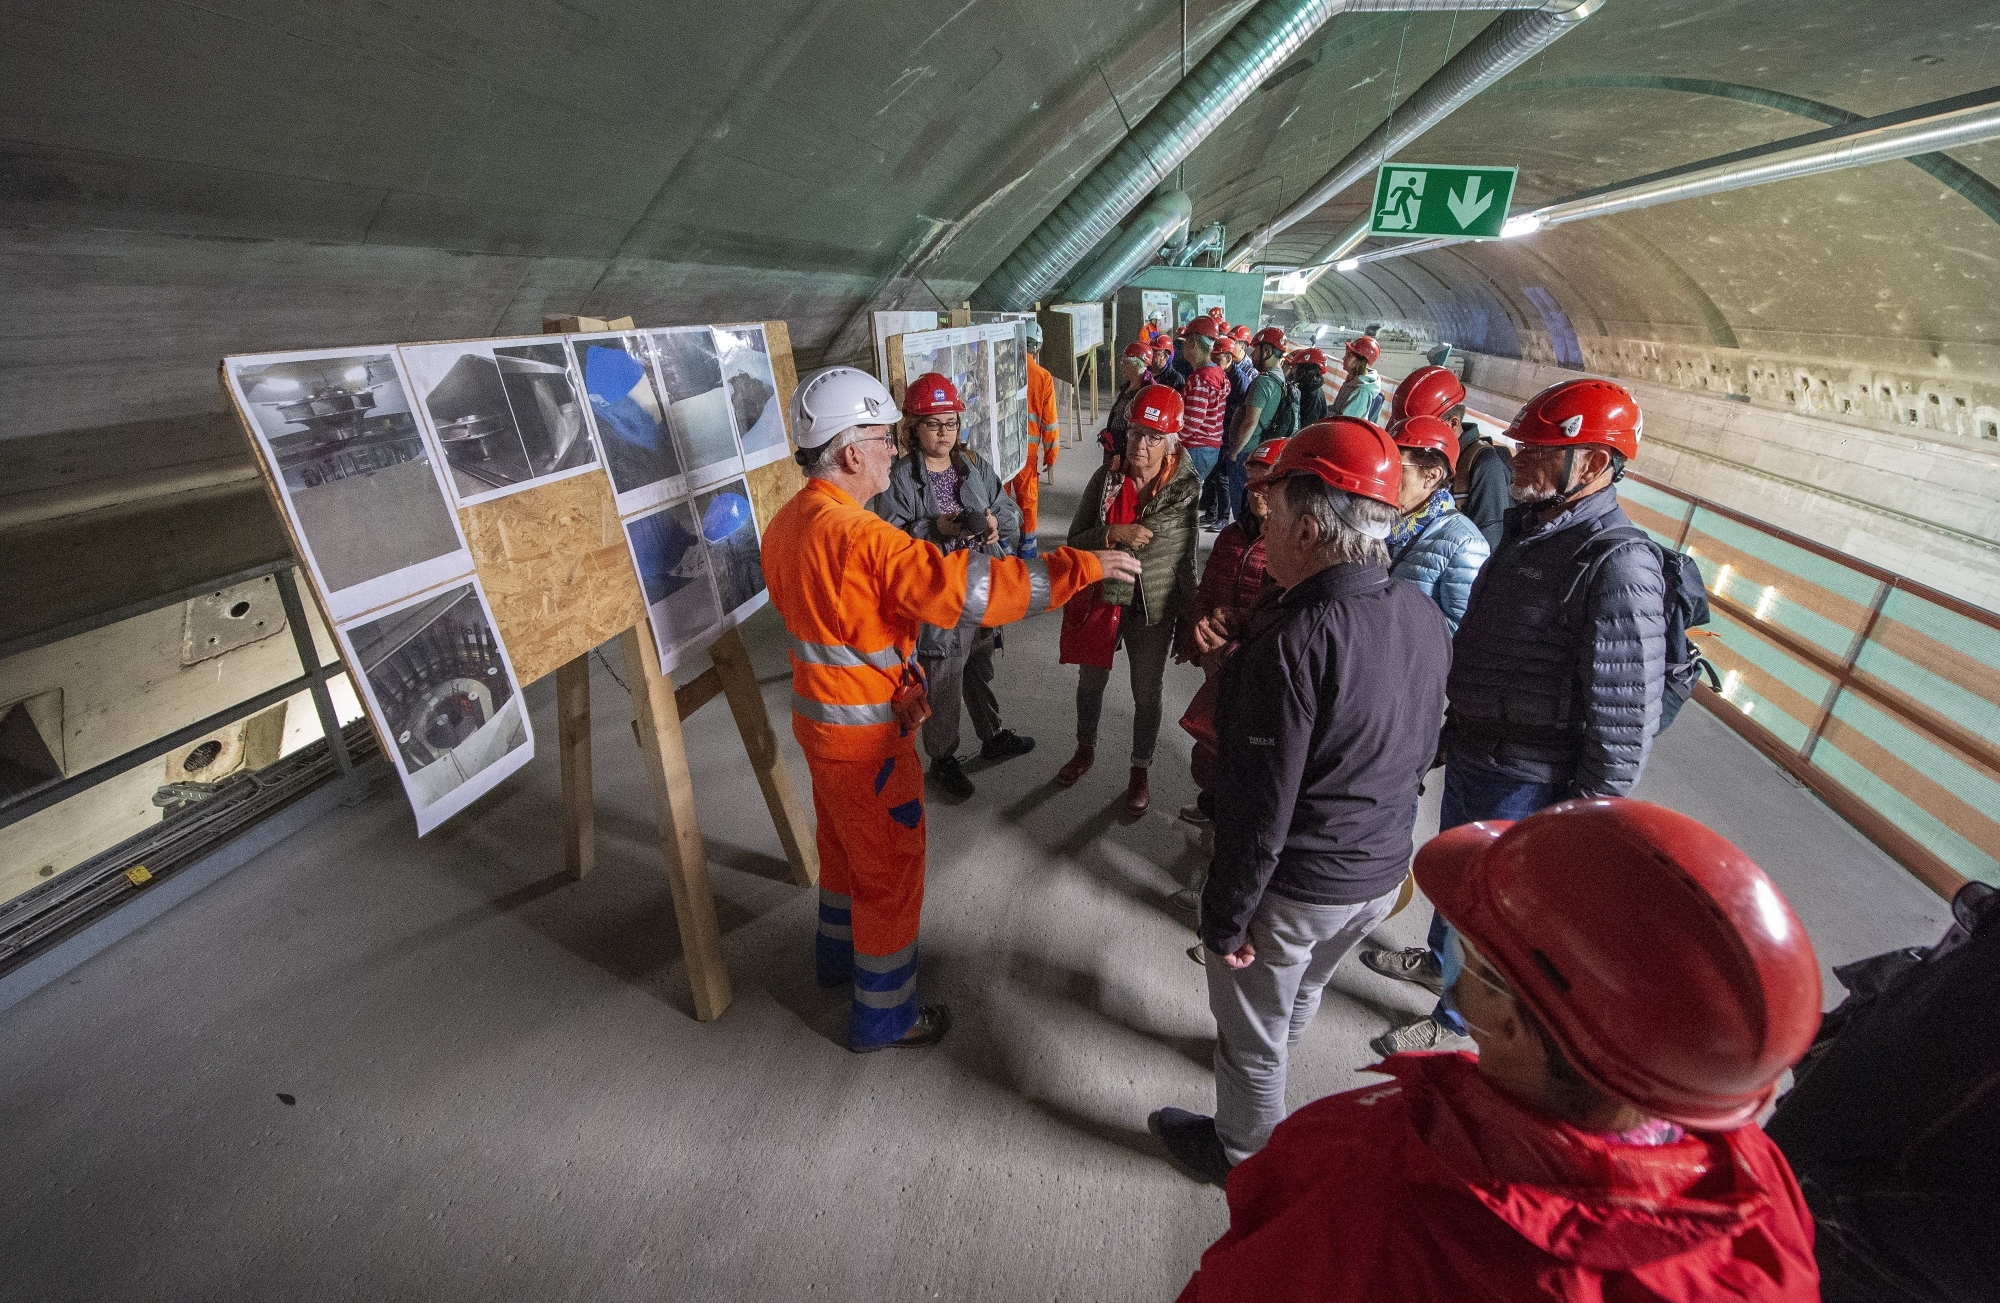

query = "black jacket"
[
  {"left": 1443, "top": 488, "right": 1666, "bottom": 796},
  {"left": 1201, "top": 563, "right": 1451, "bottom": 954},
  {"left": 1453, "top": 434, "right": 1513, "bottom": 548}
]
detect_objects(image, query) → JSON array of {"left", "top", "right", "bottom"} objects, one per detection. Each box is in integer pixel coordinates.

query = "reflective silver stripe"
[
  {"left": 1022, "top": 558, "right": 1053, "bottom": 615},
  {"left": 819, "top": 889, "right": 853, "bottom": 909},
  {"left": 957, "top": 552, "right": 993, "bottom": 629},
  {"left": 788, "top": 635, "right": 902, "bottom": 671},
  {"left": 853, "top": 974, "right": 918, "bottom": 1008},
  {"left": 816, "top": 921, "right": 853, "bottom": 940},
  {"left": 791, "top": 693, "right": 897, "bottom": 726},
  {"left": 854, "top": 941, "right": 918, "bottom": 973}
]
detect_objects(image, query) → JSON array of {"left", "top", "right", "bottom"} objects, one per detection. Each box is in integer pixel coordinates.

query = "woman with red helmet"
[
  {"left": 874, "top": 373, "right": 1036, "bottom": 798},
  {"left": 1058, "top": 383, "right": 1201, "bottom": 816},
  {"left": 1331, "top": 335, "right": 1384, "bottom": 422},
  {"left": 1099, "top": 340, "right": 1158, "bottom": 469},
  {"left": 1178, "top": 799, "right": 1824, "bottom": 1302},
  {"left": 1382, "top": 414, "right": 1489, "bottom": 633}
]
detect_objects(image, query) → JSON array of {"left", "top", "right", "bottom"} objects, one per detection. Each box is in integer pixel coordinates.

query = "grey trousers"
[
  {"left": 1074, "top": 615, "right": 1175, "bottom": 767},
  {"left": 922, "top": 626, "right": 1003, "bottom": 761},
  {"left": 1205, "top": 882, "right": 1401, "bottom": 1164}
]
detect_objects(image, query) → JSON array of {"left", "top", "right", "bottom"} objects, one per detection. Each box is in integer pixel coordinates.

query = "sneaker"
[
  {"left": 1166, "top": 887, "right": 1201, "bottom": 922},
  {"left": 1186, "top": 943, "right": 1207, "bottom": 966},
  {"left": 979, "top": 729, "right": 1036, "bottom": 761},
  {"left": 850, "top": 1004, "right": 952, "bottom": 1053},
  {"left": 928, "top": 756, "right": 975, "bottom": 800},
  {"left": 1148, "top": 1107, "right": 1233, "bottom": 1186},
  {"left": 1360, "top": 946, "right": 1446, "bottom": 997},
  {"left": 1177, "top": 803, "right": 1212, "bottom": 826},
  {"left": 1369, "top": 1015, "right": 1471, "bottom": 1058}
]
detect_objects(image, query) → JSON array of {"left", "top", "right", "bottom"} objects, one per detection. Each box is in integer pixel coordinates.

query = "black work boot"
[
  {"left": 979, "top": 729, "right": 1036, "bottom": 761},
  {"left": 928, "top": 755, "right": 975, "bottom": 799}
]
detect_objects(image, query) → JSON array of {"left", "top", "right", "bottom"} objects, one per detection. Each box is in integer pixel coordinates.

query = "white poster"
[
  {"left": 1054, "top": 302, "right": 1104, "bottom": 353},
  {"left": 873, "top": 310, "right": 943, "bottom": 384},
  {"left": 1140, "top": 291, "right": 1174, "bottom": 336},
  {"left": 398, "top": 337, "right": 599, "bottom": 509}
]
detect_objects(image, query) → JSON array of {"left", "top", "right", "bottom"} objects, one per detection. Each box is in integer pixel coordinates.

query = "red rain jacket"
[{"left": 1178, "top": 1053, "right": 1818, "bottom": 1303}]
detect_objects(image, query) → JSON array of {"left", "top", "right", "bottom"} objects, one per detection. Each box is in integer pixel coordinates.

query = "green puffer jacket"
[{"left": 1067, "top": 453, "right": 1201, "bottom": 625}]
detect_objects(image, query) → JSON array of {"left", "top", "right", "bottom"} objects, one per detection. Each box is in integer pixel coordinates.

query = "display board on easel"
[
  {"left": 222, "top": 317, "right": 816, "bottom": 1022},
  {"left": 1038, "top": 303, "right": 1104, "bottom": 441},
  {"left": 883, "top": 322, "right": 1031, "bottom": 482}
]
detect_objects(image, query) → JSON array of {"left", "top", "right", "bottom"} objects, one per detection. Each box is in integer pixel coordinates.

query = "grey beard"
[{"left": 1510, "top": 483, "right": 1559, "bottom": 505}]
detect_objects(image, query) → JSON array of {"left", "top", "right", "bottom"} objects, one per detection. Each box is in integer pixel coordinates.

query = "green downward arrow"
[{"left": 1446, "top": 176, "right": 1493, "bottom": 229}]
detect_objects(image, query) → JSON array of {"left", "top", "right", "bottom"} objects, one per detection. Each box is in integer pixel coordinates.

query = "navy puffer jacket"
[{"left": 1443, "top": 489, "right": 1667, "bottom": 797}]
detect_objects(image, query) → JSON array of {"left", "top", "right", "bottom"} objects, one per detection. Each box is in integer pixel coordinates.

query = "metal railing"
[{"left": 1621, "top": 473, "right": 2000, "bottom": 898}]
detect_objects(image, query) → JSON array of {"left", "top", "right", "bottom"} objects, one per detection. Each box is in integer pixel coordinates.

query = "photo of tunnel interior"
[
  {"left": 694, "top": 478, "right": 765, "bottom": 620},
  {"left": 403, "top": 340, "right": 597, "bottom": 505},
  {"left": 647, "top": 327, "right": 740, "bottom": 484},
  {"left": 574, "top": 332, "right": 682, "bottom": 510},
  {"left": 715, "top": 326, "right": 784, "bottom": 461}
]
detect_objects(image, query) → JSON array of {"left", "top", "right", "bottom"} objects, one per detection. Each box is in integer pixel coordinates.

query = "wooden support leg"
[
  {"left": 558, "top": 653, "right": 595, "bottom": 879},
  {"left": 707, "top": 625, "right": 819, "bottom": 888},
  {"left": 619, "top": 624, "right": 733, "bottom": 1021}
]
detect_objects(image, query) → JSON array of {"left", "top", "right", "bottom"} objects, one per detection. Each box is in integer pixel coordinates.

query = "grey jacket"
[
  {"left": 1442, "top": 488, "right": 1667, "bottom": 797},
  {"left": 1388, "top": 509, "right": 1489, "bottom": 636},
  {"left": 872, "top": 447, "right": 1020, "bottom": 660}
]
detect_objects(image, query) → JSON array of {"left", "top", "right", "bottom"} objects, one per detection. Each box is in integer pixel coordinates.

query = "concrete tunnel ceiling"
[{"left": 3, "top": 0, "right": 1999, "bottom": 635}]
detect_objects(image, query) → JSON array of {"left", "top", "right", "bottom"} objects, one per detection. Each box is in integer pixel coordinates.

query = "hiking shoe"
[
  {"left": 928, "top": 756, "right": 975, "bottom": 799},
  {"left": 1166, "top": 887, "right": 1201, "bottom": 922},
  {"left": 979, "top": 729, "right": 1036, "bottom": 761},
  {"left": 1360, "top": 946, "right": 1446, "bottom": 997},
  {"left": 850, "top": 1004, "right": 952, "bottom": 1053},
  {"left": 1370, "top": 1015, "right": 1471, "bottom": 1058},
  {"left": 1178, "top": 803, "right": 1212, "bottom": 826},
  {"left": 1148, "top": 1107, "right": 1232, "bottom": 1186}
]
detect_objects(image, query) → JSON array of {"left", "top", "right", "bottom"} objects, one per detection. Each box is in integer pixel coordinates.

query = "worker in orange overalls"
[
  {"left": 765, "top": 367, "right": 1141, "bottom": 1052},
  {"left": 1007, "top": 320, "right": 1062, "bottom": 557}
]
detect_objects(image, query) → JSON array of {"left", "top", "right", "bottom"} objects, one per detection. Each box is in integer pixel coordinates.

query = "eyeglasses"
[
  {"left": 913, "top": 418, "right": 959, "bottom": 435},
  {"left": 1130, "top": 431, "right": 1171, "bottom": 446}
]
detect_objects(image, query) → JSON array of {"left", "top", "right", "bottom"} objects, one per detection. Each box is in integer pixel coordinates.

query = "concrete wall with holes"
[
  {"left": 1448, "top": 348, "right": 2000, "bottom": 614},
  {"left": 0, "top": 572, "right": 363, "bottom": 903}
]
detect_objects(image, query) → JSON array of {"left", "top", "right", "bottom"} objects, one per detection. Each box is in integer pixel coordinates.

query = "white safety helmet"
[
  {"left": 789, "top": 366, "right": 902, "bottom": 450},
  {"left": 1024, "top": 320, "right": 1043, "bottom": 351}
]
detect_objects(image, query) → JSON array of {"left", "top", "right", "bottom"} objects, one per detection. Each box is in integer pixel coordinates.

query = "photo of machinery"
[
  {"left": 226, "top": 349, "right": 469, "bottom": 612},
  {"left": 991, "top": 322, "right": 1029, "bottom": 481},
  {"left": 624, "top": 498, "right": 723, "bottom": 671},
  {"left": 695, "top": 478, "right": 766, "bottom": 621},
  {"left": 647, "top": 327, "right": 740, "bottom": 486},
  {"left": 574, "top": 331, "right": 683, "bottom": 514},
  {"left": 341, "top": 581, "right": 531, "bottom": 834},
  {"left": 401, "top": 338, "right": 598, "bottom": 506},
  {"left": 715, "top": 325, "right": 785, "bottom": 462}
]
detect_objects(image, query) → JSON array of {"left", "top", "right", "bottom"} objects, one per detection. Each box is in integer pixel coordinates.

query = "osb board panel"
[
  {"left": 747, "top": 457, "right": 805, "bottom": 533},
  {"left": 458, "top": 469, "right": 644, "bottom": 686}
]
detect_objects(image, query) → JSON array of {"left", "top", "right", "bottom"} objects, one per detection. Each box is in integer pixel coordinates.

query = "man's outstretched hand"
[{"left": 1093, "top": 550, "right": 1143, "bottom": 583}]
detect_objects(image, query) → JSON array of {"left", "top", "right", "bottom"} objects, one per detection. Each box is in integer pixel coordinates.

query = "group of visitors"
[{"left": 759, "top": 318, "right": 1938, "bottom": 1300}]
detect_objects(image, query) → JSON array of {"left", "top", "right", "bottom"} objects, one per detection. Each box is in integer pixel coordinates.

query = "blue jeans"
[
  {"left": 1430, "top": 759, "right": 1571, "bottom": 1033},
  {"left": 1224, "top": 449, "right": 1251, "bottom": 521},
  {"left": 1185, "top": 445, "right": 1220, "bottom": 483}
]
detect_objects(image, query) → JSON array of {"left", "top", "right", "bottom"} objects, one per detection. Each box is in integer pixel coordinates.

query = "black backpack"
[
  {"left": 1577, "top": 525, "right": 1720, "bottom": 732},
  {"left": 1266, "top": 378, "right": 1300, "bottom": 442}
]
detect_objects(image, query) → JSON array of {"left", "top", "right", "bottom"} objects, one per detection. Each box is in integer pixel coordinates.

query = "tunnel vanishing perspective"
[{"left": 0, "top": 3, "right": 1996, "bottom": 1301}]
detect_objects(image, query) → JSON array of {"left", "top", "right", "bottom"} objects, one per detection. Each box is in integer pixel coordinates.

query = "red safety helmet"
[
  {"left": 1344, "top": 335, "right": 1381, "bottom": 365},
  {"left": 1128, "top": 383, "right": 1184, "bottom": 436},
  {"left": 1185, "top": 315, "right": 1220, "bottom": 340},
  {"left": 1210, "top": 337, "right": 1237, "bottom": 361},
  {"left": 1508, "top": 377, "right": 1643, "bottom": 461},
  {"left": 1232, "top": 324, "right": 1253, "bottom": 342},
  {"left": 1122, "top": 340, "right": 1153, "bottom": 362},
  {"left": 1389, "top": 364, "right": 1467, "bottom": 423},
  {"left": 1389, "top": 414, "right": 1460, "bottom": 474},
  {"left": 1246, "top": 437, "right": 1289, "bottom": 470},
  {"left": 1207, "top": 306, "right": 1225, "bottom": 319},
  {"left": 1417, "top": 798, "right": 1823, "bottom": 1131},
  {"left": 1251, "top": 326, "right": 1288, "bottom": 350},
  {"left": 900, "top": 372, "right": 965, "bottom": 417},
  {"left": 1271, "top": 418, "right": 1400, "bottom": 507},
  {"left": 1293, "top": 347, "right": 1327, "bottom": 369}
]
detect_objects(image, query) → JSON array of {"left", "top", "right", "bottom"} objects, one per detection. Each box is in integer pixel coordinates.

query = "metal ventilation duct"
[
  {"left": 1224, "top": 0, "right": 1606, "bottom": 270},
  {"left": 1058, "top": 190, "right": 1195, "bottom": 304}
]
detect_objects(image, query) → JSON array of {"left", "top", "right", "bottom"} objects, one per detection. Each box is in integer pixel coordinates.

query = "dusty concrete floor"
[{"left": 0, "top": 417, "right": 1955, "bottom": 1302}]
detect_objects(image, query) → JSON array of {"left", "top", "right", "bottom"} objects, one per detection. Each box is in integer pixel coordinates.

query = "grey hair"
[
  {"left": 1280, "top": 476, "right": 1395, "bottom": 566},
  {"left": 801, "top": 424, "right": 880, "bottom": 479}
]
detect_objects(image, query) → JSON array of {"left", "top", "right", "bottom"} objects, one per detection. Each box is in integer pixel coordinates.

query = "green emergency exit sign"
[{"left": 1367, "top": 164, "right": 1518, "bottom": 240}]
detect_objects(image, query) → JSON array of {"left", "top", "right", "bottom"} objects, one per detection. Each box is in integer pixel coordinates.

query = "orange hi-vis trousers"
[
  {"left": 811, "top": 740, "right": 927, "bottom": 1047},
  {"left": 1007, "top": 465, "right": 1041, "bottom": 543}
]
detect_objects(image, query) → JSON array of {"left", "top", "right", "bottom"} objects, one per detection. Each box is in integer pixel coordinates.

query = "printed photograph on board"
[
  {"left": 694, "top": 477, "right": 766, "bottom": 622},
  {"left": 955, "top": 337, "right": 996, "bottom": 471},
  {"left": 573, "top": 331, "right": 682, "bottom": 514},
  {"left": 991, "top": 323, "right": 1029, "bottom": 481},
  {"left": 715, "top": 325, "right": 787, "bottom": 463},
  {"left": 624, "top": 498, "right": 722, "bottom": 670},
  {"left": 341, "top": 580, "right": 532, "bottom": 836},
  {"left": 225, "top": 349, "right": 471, "bottom": 621},
  {"left": 400, "top": 338, "right": 598, "bottom": 507},
  {"left": 647, "top": 327, "right": 741, "bottom": 486}
]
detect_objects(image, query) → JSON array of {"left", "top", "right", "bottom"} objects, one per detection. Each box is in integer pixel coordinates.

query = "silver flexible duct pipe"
[
  {"left": 1059, "top": 190, "right": 1195, "bottom": 303},
  {"left": 1172, "top": 220, "right": 1230, "bottom": 266},
  {"left": 1223, "top": 0, "right": 1606, "bottom": 270},
  {"left": 970, "top": 0, "right": 1351, "bottom": 310}
]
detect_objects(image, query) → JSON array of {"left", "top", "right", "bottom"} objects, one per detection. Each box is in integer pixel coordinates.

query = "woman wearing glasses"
[
  {"left": 873, "top": 372, "right": 1036, "bottom": 799},
  {"left": 1057, "top": 383, "right": 1201, "bottom": 816}
]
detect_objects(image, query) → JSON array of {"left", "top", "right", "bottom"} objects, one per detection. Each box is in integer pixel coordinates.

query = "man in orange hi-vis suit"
[
  {"left": 1007, "top": 320, "right": 1062, "bottom": 557},
  {"left": 765, "top": 367, "right": 1141, "bottom": 1052}
]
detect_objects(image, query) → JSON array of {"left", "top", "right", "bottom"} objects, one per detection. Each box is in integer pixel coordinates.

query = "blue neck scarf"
[{"left": 1388, "top": 486, "right": 1457, "bottom": 552}]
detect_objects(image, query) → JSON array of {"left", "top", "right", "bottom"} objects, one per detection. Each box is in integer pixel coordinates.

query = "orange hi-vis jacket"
[
  {"left": 764, "top": 479, "right": 1102, "bottom": 762},
  {"left": 1027, "top": 355, "right": 1060, "bottom": 471}
]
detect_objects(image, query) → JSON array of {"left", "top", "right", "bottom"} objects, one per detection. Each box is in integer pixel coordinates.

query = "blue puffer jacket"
[
  {"left": 1443, "top": 488, "right": 1667, "bottom": 797},
  {"left": 1388, "top": 509, "right": 1489, "bottom": 635}
]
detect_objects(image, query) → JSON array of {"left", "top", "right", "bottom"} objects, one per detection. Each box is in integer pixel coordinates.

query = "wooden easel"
[{"left": 465, "top": 314, "right": 819, "bottom": 1021}]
